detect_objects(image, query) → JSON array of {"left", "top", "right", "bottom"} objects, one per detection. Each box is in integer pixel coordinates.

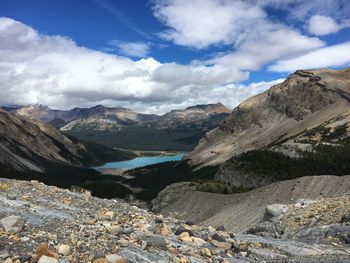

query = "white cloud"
[
  {"left": 152, "top": 0, "right": 325, "bottom": 71},
  {"left": 269, "top": 42, "right": 350, "bottom": 72},
  {"left": 308, "top": 15, "right": 341, "bottom": 35},
  {"left": 0, "top": 17, "right": 267, "bottom": 114},
  {"left": 108, "top": 40, "right": 150, "bottom": 58},
  {"left": 152, "top": 0, "right": 264, "bottom": 49}
]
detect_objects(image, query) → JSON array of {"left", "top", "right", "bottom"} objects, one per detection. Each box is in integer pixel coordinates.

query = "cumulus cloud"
[
  {"left": 152, "top": 0, "right": 264, "bottom": 49},
  {"left": 152, "top": 0, "right": 325, "bottom": 71},
  {"left": 308, "top": 15, "right": 341, "bottom": 35},
  {"left": 269, "top": 42, "right": 350, "bottom": 72},
  {"left": 0, "top": 17, "right": 275, "bottom": 114},
  {"left": 108, "top": 40, "right": 150, "bottom": 58}
]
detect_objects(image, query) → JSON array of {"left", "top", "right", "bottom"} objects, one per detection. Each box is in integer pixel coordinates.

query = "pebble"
[
  {"left": 57, "top": 245, "right": 70, "bottom": 256},
  {"left": 38, "top": 256, "right": 59, "bottom": 263}
]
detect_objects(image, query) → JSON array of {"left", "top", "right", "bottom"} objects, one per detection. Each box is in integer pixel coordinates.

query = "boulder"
[{"left": 0, "top": 215, "right": 24, "bottom": 233}]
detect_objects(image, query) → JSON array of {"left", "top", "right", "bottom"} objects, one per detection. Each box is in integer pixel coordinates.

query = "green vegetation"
[
  {"left": 188, "top": 180, "right": 251, "bottom": 194},
  {"left": 65, "top": 126, "right": 204, "bottom": 151},
  {"left": 117, "top": 161, "right": 219, "bottom": 200},
  {"left": 231, "top": 143, "right": 350, "bottom": 182},
  {"left": 82, "top": 140, "right": 136, "bottom": 166}
]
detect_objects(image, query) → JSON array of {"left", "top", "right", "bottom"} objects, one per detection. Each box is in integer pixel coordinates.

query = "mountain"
[
  {"left": 7, "top": 103, "right": 231, "bottom": 151},
  {"left": 60, "top": 105, "right": 158, "bottom": 131},
  {"left": 0, "top": 109, "right": 135, "bottom": 184},
  {"left": 186, "top": 68, "right": 350, "bottom": 187},
  {"left": 154, "top": 103, "right": 231, "bottom": 131}
]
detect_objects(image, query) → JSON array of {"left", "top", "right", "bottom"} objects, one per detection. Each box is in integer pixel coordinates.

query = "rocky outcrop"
[
  {"left": 186, "top": 68, "right": 350, "bottom": 168},
  {"left": 1, "top": 178, "right": 350, "bottom": 263},
  {"left": 151, "top": 175, "right": 350, "bottom": 233}
]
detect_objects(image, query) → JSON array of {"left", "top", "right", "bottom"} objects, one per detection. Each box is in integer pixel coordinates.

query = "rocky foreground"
[{"left": 1, "top": 178, "right": 350, "bottom": 263}]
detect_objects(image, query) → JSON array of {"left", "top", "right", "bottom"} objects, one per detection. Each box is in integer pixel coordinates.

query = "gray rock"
[
  {"left": 145, "top": 235, "right": 167, "bottom": 250},
  {"left": 0, "top": 215, "right": 24, "bottom": 233},
  {"left": 265, "top": 204, "right": 288, "bottom": 219}
]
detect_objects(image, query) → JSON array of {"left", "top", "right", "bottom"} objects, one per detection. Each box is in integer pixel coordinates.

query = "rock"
[
  {"left": 201, "top": 248, "right": 212, "bottom": 257},
  {"left": 178, "top": 232, "right": 193, "bottom": 243},
  {"left": 0, "top": 215, "right": 24, "bottom": 233},
  {"left": 216, "top": 225, "right": 225, "bottom": 231},
  {"left": 93, "top": 259, "right": 105, "bottom": 263},
  {"left": 175, "top": 226, "right": 194, "bottom": 236},
  {"left": 160, "top": 226, "right": 170, "bottom": 236},
  {"left": 3, "top": 259, "right": 13, "bottom": 263},
  {"left": 105, "top": 211, "right": 115, "bottom": 220},
  {"left": 105, "top": 254, "right": 128, "bottom": 263},
  {"left": 210, "top": 240, "right": 232, "bottom": 250},
  {"left": 211, "top": 233, "right": 226, "bottom": 242},
  {"left": 341, "top": 214, "right": 350, "bottom": 223},
  {"left": 38, "top": 256, "right": 59, "bottom": 263},
  {"left": 145, "top": 236, "right": 167, "bottom": 250},
  {"left": 265, "top": 204, "right": 288, "bottom": 219},
  {"left": 117, "top": 239, "right": 129, "bottom": 247},
  {"left": 108, "top": 225, "right": 123, "bottom": 235},
  {"left": 191, "top": 237, "right": 206, "bottom": 247},
  {"left": 57, "top": 244, "right": 70, "bottom": 256}
]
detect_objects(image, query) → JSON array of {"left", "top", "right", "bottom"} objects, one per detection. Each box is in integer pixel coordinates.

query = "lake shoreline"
[{"left": 93, "top": 153, "right": 186, "bottom": 170}]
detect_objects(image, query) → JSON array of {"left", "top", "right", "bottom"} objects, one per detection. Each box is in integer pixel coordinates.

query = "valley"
[{"left": 2, "top": 68, "right": 350, "bottom": 262}]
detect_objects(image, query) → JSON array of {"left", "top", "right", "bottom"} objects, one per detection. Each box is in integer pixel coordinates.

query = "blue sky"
[{"left": 0, "top": 0, "right": 349, "bottom": 113}]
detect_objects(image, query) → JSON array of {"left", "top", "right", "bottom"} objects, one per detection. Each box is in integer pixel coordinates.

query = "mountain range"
[{"left": 3, "top": 102, "right": 231, "bottom": 132}]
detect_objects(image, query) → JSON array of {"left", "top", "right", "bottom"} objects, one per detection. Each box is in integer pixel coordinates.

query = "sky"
[{"left": 0, "top": 0, "right": 349, "bottom": 114}]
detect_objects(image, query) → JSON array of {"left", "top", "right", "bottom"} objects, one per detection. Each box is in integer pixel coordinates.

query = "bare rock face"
[{"left": 0, "top": 109, "right": 92, "bottom": 173}]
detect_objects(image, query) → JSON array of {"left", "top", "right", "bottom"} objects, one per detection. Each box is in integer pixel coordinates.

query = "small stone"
[
  {"left": 38, "top": 256, "right": 59, "bottom": 263},
  {"left": 105, "top": 211, "right": 115, "bottom": 220},
  {"left": 93, "top": 259, "right": 105, "bottom": 263},
  {"left": 0, "top": 215, "right": 24, "bottom": 233},
  {"left": 211, "top": 233, "right": 226, "bottom": 242},
  {"left": 117, "top": 239, "right": 129, "bottom": 247},
  {"left": 3, "top": 259, "right": 13, "bottom": 263},
  {"left": 145, "top": 236, "right": 167, "bottom": 249},
  {"left": 239, "top": 251, "right": 248, "bottom": 257},
  {"left": 57, "top": 244, "right": 70, "bottom": 256},
  {"left": 216, "top": 225, "right": 225, "bottom": 231},
  {"left": 201, "top": 248, "right": 212, "bottom": 257},
  {"left": 178, "top": 232, "right": 192, "bottom": 243},
  {"left": 109, "top": 225, "right": 122, "bottom": 235},
  {"left": 105, "top": 254, "right": 128, "bottom": 263},
  {"left": 175, "top": 226, "right": 194, "bottom": 236},
  {"left": 210, "top": 240, "right": 232, "bottom": 250},
  {"left": 191, "top": 237, "right": 206, "bottom": 247},
  {"left": 341, "top": 214, "right": 350, "bottom": 223},
  {"left": 69, "top": 233, "right": 77, "bottom": 245}
]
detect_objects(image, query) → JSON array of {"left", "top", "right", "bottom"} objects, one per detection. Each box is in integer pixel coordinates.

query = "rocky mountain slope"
[
  {"left": 0, "top": 109, "right": 135, "bottom": 185},
  {"left": 0, "top": 109, "right": 91, "bottom": 173},
  {"left": 1, "top": 178, "right": 350, "bottom": 263},
  {"left": 154, "top": 103, "right": 231, "bottom": 131},
  {"left": 152, "top": 175, "right": 350, "bottom": 233},
  {"left": 186, "top": 68, "right": 350, "bottom": 187}
]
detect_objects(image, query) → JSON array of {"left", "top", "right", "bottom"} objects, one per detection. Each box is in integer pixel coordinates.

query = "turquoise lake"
[{"left": 95, "top": 153, "right": 185, "bottom": 169}]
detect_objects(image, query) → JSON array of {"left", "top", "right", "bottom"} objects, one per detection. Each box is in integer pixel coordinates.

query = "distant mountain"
[
  {"left": 186, "top": 68, "right": 350, "bottom": 188},
  {"left": 154, "top": 103, "right": 231, "bottom": 131},
  {"left": 60, "top": 105, "right": 158, "bottom": 131}
]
